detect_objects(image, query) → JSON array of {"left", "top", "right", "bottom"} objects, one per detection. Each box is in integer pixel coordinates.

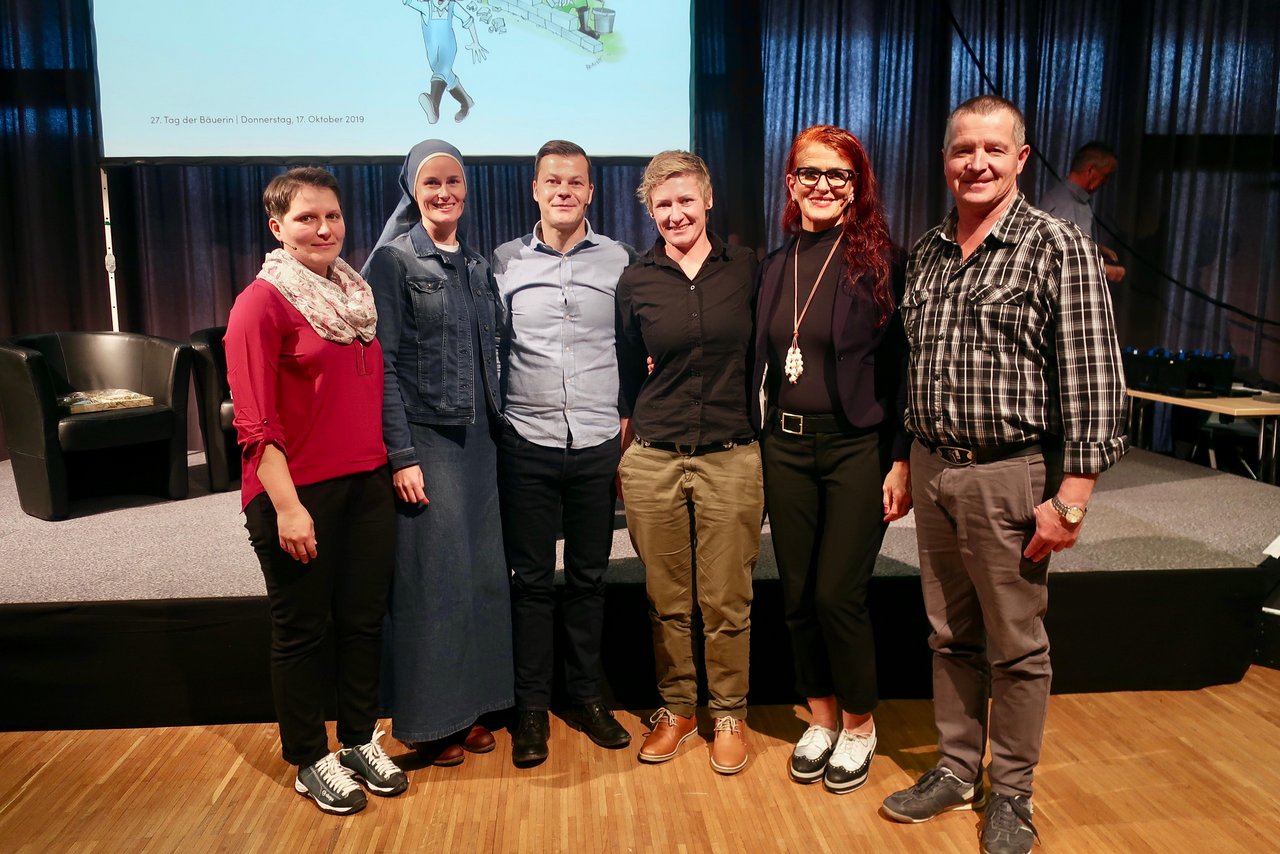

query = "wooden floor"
[{"left": 2, "top": 667, "right": 1278, "bottom": 853}]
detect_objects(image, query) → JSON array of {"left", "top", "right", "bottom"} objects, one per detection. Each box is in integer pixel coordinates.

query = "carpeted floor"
[{"left": 0, "top": 448, "right": 1277, "bottom": 605}]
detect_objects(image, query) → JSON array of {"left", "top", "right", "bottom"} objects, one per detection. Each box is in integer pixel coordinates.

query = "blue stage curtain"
[
  {"left": 0, "top": 0, "right": 107, "bottom": 337},
  {"left": 1135, "top": 0, "right": 1280, "bottom": 373},
  {"left": 694, "top": 0, "right": 766, "bottom": 251}
]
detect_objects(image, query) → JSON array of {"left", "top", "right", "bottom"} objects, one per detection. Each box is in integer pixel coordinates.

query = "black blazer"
[{"left": 751, "top": 237, "right": 912, "bottom": 460}]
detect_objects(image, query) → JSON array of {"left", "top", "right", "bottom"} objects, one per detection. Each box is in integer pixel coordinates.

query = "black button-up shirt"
[
  {"left": 901, "top": 193, "right": 1128, "bottom": 474},
  {"left": 616, "top": 233, "right": 758, "bottom": 444}
]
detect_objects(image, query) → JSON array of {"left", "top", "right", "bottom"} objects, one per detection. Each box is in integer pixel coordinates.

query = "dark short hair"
[
  {"left": 534, "top": 140, "right": 591, "bottom": 180},
  {"left": 263, "top": 167, "right": 342, "bottom": 220},
  {"left": 944, "top": 95, "right": 1027, "bottom": 150},
  {"left": 1070, "top": 140, "right": 1117, "bottom": 173}
]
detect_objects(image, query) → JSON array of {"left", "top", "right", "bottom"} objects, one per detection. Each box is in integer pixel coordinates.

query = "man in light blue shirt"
[
  {"left": 1039, "top": 141, "right": 1126, "bottom": 284},
  {"left": 491, "top": 140, "right": 634, "bottom": 767}
]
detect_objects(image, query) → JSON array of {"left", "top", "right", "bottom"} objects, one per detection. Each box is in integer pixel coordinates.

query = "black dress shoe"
[
  {"left": 512, "top": 709, "right": 550, "bottom": 767},
  {"left": 561, "top": 701, "right": 631, "bottom": 749}
]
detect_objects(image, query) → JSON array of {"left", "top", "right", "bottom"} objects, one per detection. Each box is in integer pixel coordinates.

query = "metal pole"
[
  {"left": 1266, "top": 416, "right": 1279, "bottom": 485},
  {"left": 100, "top": 167, "right": 119, "bottom": 331}
]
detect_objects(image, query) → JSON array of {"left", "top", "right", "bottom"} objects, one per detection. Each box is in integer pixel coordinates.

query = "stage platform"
[{"left": 1, "top": 449, "right": 1276, "bottom": 731}]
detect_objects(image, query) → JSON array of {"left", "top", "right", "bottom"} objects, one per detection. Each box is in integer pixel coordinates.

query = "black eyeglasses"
[{"left": 793, "top": 167, "right": 854, "bottom": 188}]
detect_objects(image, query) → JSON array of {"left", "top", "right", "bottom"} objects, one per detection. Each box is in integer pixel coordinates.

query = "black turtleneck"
[{"left": 767, "top": 224, "right": 843, "bottom": 415}]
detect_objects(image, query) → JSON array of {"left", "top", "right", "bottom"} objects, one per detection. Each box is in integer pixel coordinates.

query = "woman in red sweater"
[{"left": 225, "top": 168, "right": 405, "bottom": 815}]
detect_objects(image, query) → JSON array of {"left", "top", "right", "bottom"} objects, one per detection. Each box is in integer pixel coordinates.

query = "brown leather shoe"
[
  {"left": 415, "top": 739, "right": 465, "bottom": 767},
  {"left": 462, "top": 724, "right": 496, "bottom": 754},
  {"left": 710, "top": 716, "right": 748, "bottom": 775},
  {"left": 638, "top": 708, "right": 698, "bottom": 763}
]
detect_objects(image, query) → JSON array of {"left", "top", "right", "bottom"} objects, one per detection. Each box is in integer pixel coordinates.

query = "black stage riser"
[
  {"left": 0, "top": 568, "right": 1266, "bottom": 732},
  {"left": 1258, "top": 558, "right": 1280, "bottom": 669},
  {"left": 1258, "top": 614, "right": 1280, "bottom": 670}
]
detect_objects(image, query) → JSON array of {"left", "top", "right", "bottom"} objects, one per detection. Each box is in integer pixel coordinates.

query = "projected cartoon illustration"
[
  {"left": 92, "top": 0, "right": 687, "bottom": 158},
  {"left": 405, "top": 0, "right": 489, "bottom": 124}
]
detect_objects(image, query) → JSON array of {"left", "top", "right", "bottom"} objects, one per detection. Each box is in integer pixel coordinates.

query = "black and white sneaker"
[
  {"left": 340, "top": 728, "right": 409, "bottom": 797},
  {"left": 295, "top": 753, "right": 368, "bottom": 815},
  {"left": 822, "top": 726, "right": 876, "bottom": 794},
  {"left": 789, "top": 724, "right": 837, "bottom": 783}
]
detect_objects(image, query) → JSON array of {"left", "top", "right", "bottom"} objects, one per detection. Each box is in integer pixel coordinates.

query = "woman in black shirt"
[
  {"left": 616, "top": 150, "right": 762, "bottom": 776},
  {"left": 752, "top": 125, "right": 911, "bottom": 794}
]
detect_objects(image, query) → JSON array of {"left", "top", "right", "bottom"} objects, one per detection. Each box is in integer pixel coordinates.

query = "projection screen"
[{"left": 90, "top": 0, "right": 693, "bottom": 160}]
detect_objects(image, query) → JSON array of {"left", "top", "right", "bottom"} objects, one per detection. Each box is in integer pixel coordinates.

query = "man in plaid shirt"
[{"left": 881, "top": 95, "right": 1127, "bottom": 854}]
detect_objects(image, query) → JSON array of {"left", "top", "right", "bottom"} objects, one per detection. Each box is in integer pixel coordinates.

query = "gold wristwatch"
[{"left": 1050, "top": 495, "right": 1087, "bottom": 525}]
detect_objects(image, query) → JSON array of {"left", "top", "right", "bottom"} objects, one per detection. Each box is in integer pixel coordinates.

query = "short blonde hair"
[{"left": 635, "top": 150, "right": 713, "bottom": 206}]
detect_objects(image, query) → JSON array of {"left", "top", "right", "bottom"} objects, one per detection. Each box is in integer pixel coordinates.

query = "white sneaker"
[
  {"left": 823, "top": 726, "right": 876, "bottom": 794},
  {"left": 789, "top": 724, "right": 837, "bottom": 783}
]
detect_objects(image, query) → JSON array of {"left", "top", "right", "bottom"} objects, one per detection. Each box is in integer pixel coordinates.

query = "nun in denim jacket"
[{"left": 364, "top": 138, "right": 513, "bottom": 764}]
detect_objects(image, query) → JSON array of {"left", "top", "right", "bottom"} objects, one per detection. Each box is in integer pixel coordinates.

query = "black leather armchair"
[
  {"left": 0, "top": 331, "right": 192, "bottom": 520},
  {"left": 189, "top": 326, "right": 239, "bottom": 492}
]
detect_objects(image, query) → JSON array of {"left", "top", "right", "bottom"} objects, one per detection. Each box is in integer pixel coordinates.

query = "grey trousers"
[{"left": 911, "top": 440, "right": 1053, "bottom": 799}]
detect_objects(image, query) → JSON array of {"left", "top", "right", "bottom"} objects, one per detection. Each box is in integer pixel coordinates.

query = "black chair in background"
[
  {"left": 0, "top": 331, "right": 192, "bottom": 520},
  {"left": 189, "top": 327, "right": 239, "bottom": 492}
]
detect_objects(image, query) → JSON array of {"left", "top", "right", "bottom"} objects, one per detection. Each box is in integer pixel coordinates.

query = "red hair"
[{"left": 782, "top": 125, "right": 894, "bottom": 329}]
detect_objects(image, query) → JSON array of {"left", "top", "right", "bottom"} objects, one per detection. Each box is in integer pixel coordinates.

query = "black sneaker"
[
  {"left": 789, "top": 724, "right": 836, "bottom": 783},
  {"left": 560, "top": 701, "right": 632, "bottom": 749},
  {"left": 512, "top": 709, "right": 550, "bottom": 767},
  {"left": 340, "top": 728, "right": 408, "bottom": 797},
  {"left": 295, "top": 753, "right": 368, "bottom": 815},
  {"left": 881, "top": 766, "right": 985, "bottom": 823},
  {"left": 981, "top": 793, "right": 1040, "bottom": 854}
]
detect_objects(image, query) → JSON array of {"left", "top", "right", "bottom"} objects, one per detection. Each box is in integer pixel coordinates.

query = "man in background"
[{"left": 1039, "top": 140, "right": 1126, "bottom": 283}]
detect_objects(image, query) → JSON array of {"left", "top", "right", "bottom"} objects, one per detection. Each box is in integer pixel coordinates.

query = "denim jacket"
[{"left": 366, "top": 224, "right": 503, "bottom": 470}]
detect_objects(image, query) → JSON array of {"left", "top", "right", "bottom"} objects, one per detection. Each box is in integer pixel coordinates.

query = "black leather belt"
[
  {"left": 922, "top": 438, "right": 1041, "bottom": 466},
  {"left": 635, "top": 437, "right": 755, "bottom": 456},
  {"left": 770, "top": 408, "right": 874, "bottom": 438},
  {"left": 774, "top": 409, "right": 842, "bottom": 436}
]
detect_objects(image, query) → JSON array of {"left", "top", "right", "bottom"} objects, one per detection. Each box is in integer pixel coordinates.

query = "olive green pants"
[{"left": 619, "top": 440, "right": 764, "bottom": 720}]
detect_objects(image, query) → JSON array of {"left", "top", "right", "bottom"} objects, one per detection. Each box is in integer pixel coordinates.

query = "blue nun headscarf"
[{"left": 370, "top": 138, "right": 467, "bottom": 252}]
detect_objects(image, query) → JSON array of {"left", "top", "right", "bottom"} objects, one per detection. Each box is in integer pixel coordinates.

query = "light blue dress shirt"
[
  {"left": 492, "top": 221, "right": 633, "bottom": 449},
  {"left": 1039, "top": 178, "right": 1095, "bottom": 241}
]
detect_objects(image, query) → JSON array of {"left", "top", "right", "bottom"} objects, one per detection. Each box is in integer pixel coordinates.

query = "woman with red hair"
[{"left": 751, "top": 125, "right": 911, "bottom": 794}]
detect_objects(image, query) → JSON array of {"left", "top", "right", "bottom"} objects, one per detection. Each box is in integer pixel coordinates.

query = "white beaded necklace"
[{"left": 784, "top": 235, "right": 842, "bottom": 384}]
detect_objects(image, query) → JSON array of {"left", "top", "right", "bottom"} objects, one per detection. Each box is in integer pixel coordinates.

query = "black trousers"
[
  {"left": 497, "top": 423, "right": 620, "bottom": 710},
  {"left": 244, "top": 466, "right": 396, "bottom": 767},
  {"left": 761, "top": 423, "right": 888, "bottom": 715}
]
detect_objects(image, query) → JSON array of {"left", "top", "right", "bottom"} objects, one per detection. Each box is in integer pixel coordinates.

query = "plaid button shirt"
[{"left": 901, "top": 193, "right": 1128, "bottom": 474}]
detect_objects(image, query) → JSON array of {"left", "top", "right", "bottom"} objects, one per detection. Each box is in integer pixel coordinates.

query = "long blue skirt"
[{"left": 381, "top": 405, "right": 514, "bottom": 743}]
